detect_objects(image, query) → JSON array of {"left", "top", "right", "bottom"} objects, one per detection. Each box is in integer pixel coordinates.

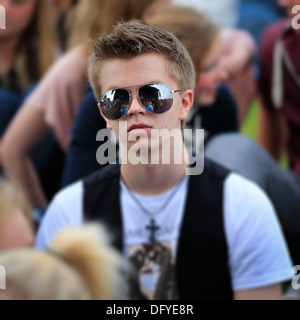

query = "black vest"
[{"left": 83, "top": 158, "right": 233, "bottom": 300}]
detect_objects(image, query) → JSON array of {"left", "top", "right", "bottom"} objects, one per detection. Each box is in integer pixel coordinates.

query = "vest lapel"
[
  {"left": 84, "top": 164, "right": 123, "bottom": 251},
  {"left": 176, "top": 160, "right": 232, "bottom": 299}
]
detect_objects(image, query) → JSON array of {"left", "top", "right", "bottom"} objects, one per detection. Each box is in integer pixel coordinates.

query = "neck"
[
  {"left": 0, "top": 36, "right": 20, "bottom": 74},
  {"left": 120, "top": 141, "right": 189, "bottom": 195}
]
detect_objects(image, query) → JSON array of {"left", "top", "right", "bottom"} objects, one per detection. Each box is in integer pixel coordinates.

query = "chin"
[
  {"left": 127, "top": 136, "right": 153, "bottom": 152},
  {"left": 126, "top": 140, "right": 159, "bottom": 165}
]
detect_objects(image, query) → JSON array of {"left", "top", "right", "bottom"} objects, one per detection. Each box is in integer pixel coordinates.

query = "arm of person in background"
[
  {"left": 1, "top": 45, "right": 86, "bottom": 208},
  {"left": 220, "top": 28, "right": 257, "bottom": 79},
  {"left": 1, "top": 106, "right": 50, "bottom": 208}
]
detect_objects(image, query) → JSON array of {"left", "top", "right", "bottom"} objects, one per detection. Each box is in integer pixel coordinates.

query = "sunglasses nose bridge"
[
  {"left": 128, "top": 92, "right": 139, "bottom": 107},
  {"left": 127, "top": 91, "right": 147, "bottom": 115}
]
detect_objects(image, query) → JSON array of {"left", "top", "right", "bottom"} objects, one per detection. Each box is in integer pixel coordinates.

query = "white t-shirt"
[{"left": 35, "top": 172, "right": 293, "bottom": 298}]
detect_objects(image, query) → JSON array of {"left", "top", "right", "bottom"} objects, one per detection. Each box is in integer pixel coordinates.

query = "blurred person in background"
[
  {"left": 0, "top": 0, "right": 56, "bottom": 94},
  {"left": 0, "top": 0, "right": 70, "bottom": 207},
  {"left": 0, "top": 0, "right": 56, "bottom": 164},
  {"left": 236, "top": 0, "right": 287, "bottom": 126},
  {"left": 1, "top": 0, "right": 171, "bottom": 214},
  {"left": 51, "top": 0, "right": 78, "bottom": 51},
  {"left": 171, "top": 0, "right": 257, "bottom": 125},
  {"left": 203, "top": 1, "right": 300, "bottom": 282},
  {"left": 258, "top": 0, "right": 300, "bottom": 175}
]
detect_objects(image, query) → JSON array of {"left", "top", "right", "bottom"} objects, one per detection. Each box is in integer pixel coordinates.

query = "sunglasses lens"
[
  {"left": 100, "top": 89, "right": 130, "bottom": 120},
  {"left": 100, "top": 84, "right": 175, "bottom": 120},
  {"left": 139, "top": 84, "right": 173, "bottom": 114}
]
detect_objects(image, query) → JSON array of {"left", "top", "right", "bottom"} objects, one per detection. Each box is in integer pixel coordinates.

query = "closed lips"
[{"left": 128, "top": 124, "right": 152, "bottom": 132}]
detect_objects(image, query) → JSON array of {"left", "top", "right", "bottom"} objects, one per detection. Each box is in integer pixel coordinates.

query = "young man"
[{"left": 35, "top": 22, "right": 293, "bottom": 300}]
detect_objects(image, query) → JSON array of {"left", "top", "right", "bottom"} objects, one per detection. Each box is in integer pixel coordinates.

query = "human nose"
[{"left": 127, "top": 93, "right": 147, "bottom": 117}]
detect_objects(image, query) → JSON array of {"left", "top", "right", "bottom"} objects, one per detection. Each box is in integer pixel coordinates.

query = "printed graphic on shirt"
[
  {"left": 127, "top": 242, "right": 175, "bottom": 300},
  {"left": 125, "top": 224, "right": 178, "bottom": 241}
]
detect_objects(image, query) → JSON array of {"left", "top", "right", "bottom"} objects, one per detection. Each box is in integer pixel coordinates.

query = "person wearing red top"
[{"left": 258, "top": 0, "right": 300, "bottom": 175}]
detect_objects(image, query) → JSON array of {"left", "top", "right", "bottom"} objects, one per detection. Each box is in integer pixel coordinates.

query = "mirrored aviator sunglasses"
[{"left": 98, "top": 83, "right": 185, "bottom": 121}]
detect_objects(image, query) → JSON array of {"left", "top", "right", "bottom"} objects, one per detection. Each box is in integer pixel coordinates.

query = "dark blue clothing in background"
[
  {"left": 237, "top": 0, "right": 286, "bottom": 46},
  {"left": 0, "top": 90, "right": 22, "bottom": 137}
]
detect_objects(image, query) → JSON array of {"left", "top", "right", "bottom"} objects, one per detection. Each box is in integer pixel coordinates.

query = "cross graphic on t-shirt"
[{"left": 146, "top": 218, "right": 160, "bottom": 243}]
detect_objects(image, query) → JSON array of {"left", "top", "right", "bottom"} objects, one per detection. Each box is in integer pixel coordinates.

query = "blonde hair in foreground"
[
  {"left": 0, "top": 223, "right": 128, "bottom": 300},
  {"left": 0, "top": 178, "right": 32, "bottom": 226}
]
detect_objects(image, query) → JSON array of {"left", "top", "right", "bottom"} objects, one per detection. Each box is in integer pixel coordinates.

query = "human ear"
[{"left": 179, "top": 90, "right": 194, "bottom": 121}]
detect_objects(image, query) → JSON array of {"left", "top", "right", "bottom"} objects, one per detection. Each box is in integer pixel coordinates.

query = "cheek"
[{"left": 168, "top": 104, "right": 184, "bottom": 127}]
